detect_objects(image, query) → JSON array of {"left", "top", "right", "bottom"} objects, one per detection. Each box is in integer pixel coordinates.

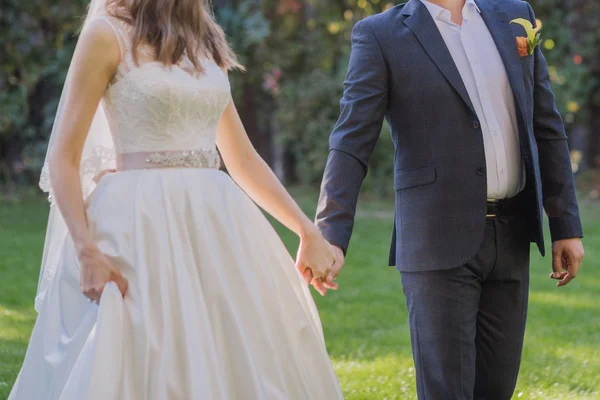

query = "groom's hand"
[
  {"left": 303, "top": 245, "right": 343, "bottom": 296},
  {"left": 295, "top": 228, "right": 336, "bottom": 295},
  {"left": 550, "top": 238, "right": 584, "bottom": 287},
  {"left": 323, "top": 245, "right": 345, "bottom": 290}
]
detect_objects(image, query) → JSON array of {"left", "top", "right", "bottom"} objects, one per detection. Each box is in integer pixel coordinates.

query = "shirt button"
[
  {"left": 473, "top": 120, "right": 480, "bottom": 129},
  {"left": 476, "top": 167, "right": 485, "bottom": 176}
]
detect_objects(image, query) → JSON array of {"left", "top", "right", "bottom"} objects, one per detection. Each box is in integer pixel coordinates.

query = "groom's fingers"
[
  {"left": 549, "top": 271, "right": 568, "bottom": 281},
  {"left": 551, "top": 249, "right": 564, "bottom": 279},
  {"left": 322, "top": 259, "right": 342, "bottom": 290},
  {"left": 323, "top": 267, "right": 339, "bottom": 290},
  {"left": 323, "top": 279, "right": 339, "bottom": 290}
]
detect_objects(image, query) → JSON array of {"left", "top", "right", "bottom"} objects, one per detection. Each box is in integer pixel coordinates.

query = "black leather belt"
[{"left": 486, "top": 198, "right": 523, "bottom": 219}]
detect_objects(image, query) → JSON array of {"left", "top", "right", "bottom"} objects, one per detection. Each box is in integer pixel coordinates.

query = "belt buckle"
[{"left": 486, "top": 199, "right": 498, "bottom": 219}]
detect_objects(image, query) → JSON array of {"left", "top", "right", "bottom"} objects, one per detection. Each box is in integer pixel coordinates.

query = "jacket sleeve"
[
  {"left": 315, "top": 19, "right": 389, "bottom": 253},
  {"left": 525, "top": 2, "right": 583, "bottom": 241}
]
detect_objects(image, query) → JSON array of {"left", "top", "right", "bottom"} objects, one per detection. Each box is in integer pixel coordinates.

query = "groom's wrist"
[
  {"left": 332, "top": 243, "right": 347, "bottom": 257},
  {"left": 314, "top": 223, "right": 348, "bottom": 255},
  {"left": 320, "top": 232, "right": 348, "bottom": 256},
  {"left": 548, "top": 216, "right": 584, "bottom": 242}
]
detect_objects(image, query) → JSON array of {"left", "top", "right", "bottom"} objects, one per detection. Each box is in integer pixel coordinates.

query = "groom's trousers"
[{"left": 400, "top": 215, "right": 531, "bottom": 400}]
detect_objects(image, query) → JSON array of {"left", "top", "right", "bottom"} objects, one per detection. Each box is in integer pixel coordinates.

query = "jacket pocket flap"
[{"left": 394, "top": 165, "right": 436, "bottom": 190}]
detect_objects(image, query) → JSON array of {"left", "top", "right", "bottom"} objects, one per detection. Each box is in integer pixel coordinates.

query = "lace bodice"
[{"left": 98, "top": 16, "right": 231, "bottom": 155}]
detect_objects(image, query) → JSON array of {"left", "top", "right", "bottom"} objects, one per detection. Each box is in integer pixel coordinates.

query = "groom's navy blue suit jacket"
[{"left": 316, "top": 0, "right": 583, "bottom": 271}]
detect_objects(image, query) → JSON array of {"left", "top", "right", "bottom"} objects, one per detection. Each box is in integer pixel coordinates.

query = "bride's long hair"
[{"left": 102, "top": 0, "right": 243, "bottom": 72}]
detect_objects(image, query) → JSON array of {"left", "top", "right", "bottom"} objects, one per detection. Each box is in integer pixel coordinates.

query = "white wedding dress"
[{"left": 9, "top": 15, "right": 343, "bottom": 400}]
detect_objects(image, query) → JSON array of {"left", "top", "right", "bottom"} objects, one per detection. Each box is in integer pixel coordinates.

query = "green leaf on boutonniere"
[{"left": 510, "top": 18, "right": 542, "bottom": 55}]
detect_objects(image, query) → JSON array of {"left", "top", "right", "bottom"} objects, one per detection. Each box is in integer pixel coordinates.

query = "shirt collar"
[
  {"left": 465, "top": 0, "right": 482, "bottom": 16},
  {"left": 419, "top": 0, "right": 447, "bottom": 21},
  {"left": 419, "top": 0, "right": 481, "bottom": 23}
]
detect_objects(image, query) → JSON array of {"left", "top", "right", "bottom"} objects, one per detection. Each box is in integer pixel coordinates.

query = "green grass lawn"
[{"left": 1, "top": 191, "right": 599, "bottom": 399}]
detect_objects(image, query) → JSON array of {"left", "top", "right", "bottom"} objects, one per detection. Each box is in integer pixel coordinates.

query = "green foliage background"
[{"left": 0, "top": 0, "right": 598, "bottom": 195}]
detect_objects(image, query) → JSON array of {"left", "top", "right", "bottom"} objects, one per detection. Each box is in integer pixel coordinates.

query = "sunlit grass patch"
[{"left": 1, "top": 192, "right": 599, "bottom": 399}]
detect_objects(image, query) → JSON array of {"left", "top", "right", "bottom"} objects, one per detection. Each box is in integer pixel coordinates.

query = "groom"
[{"left": 315, "top": 0, "right": 585, "bottom": 398}]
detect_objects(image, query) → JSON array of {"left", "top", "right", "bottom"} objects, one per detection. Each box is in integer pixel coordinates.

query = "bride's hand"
[
  {"left": 79, "top": 245, "right": 128, "bottom": 303},
  {"left": 295, "top": 228, "right": 336, "bottom": 294}
]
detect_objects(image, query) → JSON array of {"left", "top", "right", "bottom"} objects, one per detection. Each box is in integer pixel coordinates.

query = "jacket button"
[
  {"left": 476, "top": 167, "right": 485, "bottom": 175},
  {"left": 473, "top": 120, "right": 480, "bottom": 129}
]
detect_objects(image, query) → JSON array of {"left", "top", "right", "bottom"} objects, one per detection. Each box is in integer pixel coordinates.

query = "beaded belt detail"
[{"left": 117, "top": 149, "right": 221, "bottom": 171}]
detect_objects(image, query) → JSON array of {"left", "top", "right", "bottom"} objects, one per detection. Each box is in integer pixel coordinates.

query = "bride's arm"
[
  {"left": 216, "top": 100, "right": 336, "bottom": 292},
  {"left": 49, "top": 19, "right": 119, "bottom": 254},
  {"left": 216, "top": 100, "right": 317, "bottom": 239},
  {"left": 48, "top": 20, "right": 127, "bottom": 299}
]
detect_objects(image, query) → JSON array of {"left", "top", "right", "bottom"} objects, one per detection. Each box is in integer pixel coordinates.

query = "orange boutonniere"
[
  {"left": 515, "top": 36, "right": 529, "bottom": 57},
  {"left": 510, "top": 18, "right": 542, "bottom": 57}
]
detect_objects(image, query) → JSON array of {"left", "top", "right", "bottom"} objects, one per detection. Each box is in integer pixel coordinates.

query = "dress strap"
[
  {"left": 92, "top": 15, "right": 134, "bottom": 84},
  {"left": 95, "top": 16, "right": 129, "bottom": 57}
]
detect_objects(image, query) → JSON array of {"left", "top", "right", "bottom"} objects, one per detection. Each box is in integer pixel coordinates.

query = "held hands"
[
  {"left": 79, "top": 244, "right": 128, "bottom": 303},
  {"left": 322, "top": 245, "right": 345, "bottom": 293},
  {"left": 304, "top": 244, "right": 346, "bottom": 296},
  {"left": 295, "top": 227, "right": 347, "bottom": 296},
  {"left": 295, "top": 228, "right": 337, "bottom": 296},
  {"left": 550, "top": 238, "right": 584, "bottom": 287}
]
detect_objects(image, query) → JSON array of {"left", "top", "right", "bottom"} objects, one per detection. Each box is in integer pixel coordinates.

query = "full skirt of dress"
[{"left": 9, "top": 168, "right": 343, "bottom": 400}]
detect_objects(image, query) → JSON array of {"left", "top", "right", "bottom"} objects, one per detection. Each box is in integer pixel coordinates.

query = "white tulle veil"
[{"left": 36, "top": 0, "right": 116, "bottom": 311}]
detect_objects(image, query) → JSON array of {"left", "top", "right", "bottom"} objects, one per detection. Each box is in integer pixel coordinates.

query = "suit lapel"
[
  {"left": 402, "top": 0, "right": 476, "bottom": 115},
  {"left": 475, "top": 0, "right": 528, "bottom": 126}
]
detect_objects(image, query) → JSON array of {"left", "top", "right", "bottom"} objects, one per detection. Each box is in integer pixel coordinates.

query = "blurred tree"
[
  {"left": 0, "top": 0, "right": 598, "bottom": 194},
  {"left": 0, "top": 0, "right": 87, "bottom": 188},
  {"left": 214, "top": 0, "right": 272, "bottom": 162},
  {"left": 563, "top": 0, "right": 600, "bottom": 170},
  {"left": 530, "top": 0, "right": 599, "bottom": 171}
]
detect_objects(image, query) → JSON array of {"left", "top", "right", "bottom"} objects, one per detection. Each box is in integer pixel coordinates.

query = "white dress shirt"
[{"left": 420, "top": 0, "right": 525, "bottom": 199}]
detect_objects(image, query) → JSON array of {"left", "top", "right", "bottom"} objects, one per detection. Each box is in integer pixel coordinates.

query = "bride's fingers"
[
  {"left": 295, "top": 260, "right": 311, "bottom": 285},
  {"left": 304, "top": 268, "right": 313, "bottom": 285},
  {"left": 84, "top": 289, "right": 101, "bottom": 304},
  {"left": 312, "top": 278, "right": 327, "bottom": 296},
  {"left": 116, "top": 276, "right": 129, "bottom": 298},
  {"left": 110, "top": 270, "right": 129, "bottom": 298},
  {"left": 92, "top": 169, "right": 116, "bottom": 184}
]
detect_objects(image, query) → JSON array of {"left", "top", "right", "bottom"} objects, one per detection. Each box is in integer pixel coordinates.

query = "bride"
[{"left": 8, "top": 0, "right": 344, "bottom": 398}]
